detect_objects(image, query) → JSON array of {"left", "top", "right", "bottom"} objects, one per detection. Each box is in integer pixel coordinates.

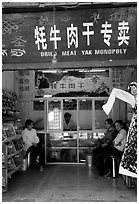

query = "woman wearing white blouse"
[
  {"left": 22, "top": 119, "right": 44, "bottom": 171},
  {"left": 113, "top": 121, "right": 127, "bottom": 152}
]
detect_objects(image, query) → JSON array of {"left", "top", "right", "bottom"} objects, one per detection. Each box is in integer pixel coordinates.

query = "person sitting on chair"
[
  {"left": 96, "top": 120, "right": 127, "bottom": 177},
  {"left": 22, "top": 119, "right": 44, "bottom": 172},
  {"left": 92, "top": 118, "right": 117, "bottom": 166}
]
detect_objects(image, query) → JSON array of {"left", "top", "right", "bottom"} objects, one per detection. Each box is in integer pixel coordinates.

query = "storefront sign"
[
  {"left": 34, "top": 70, "right": 110, "bottom": 97},
  {"left": 2, "top": 6, "right": 136, "bottom": 64}
]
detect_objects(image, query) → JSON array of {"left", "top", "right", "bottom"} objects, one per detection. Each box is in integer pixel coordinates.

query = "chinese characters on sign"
[
  {"left": 18, "top": 70, "right": 30, "bottom": 98},
  {"left": 112, "top": 68, "right": 124, "bottom": 88},
  {"left": 35, "top": 21, "right": 130, "bottom": 50},
  {"left": 2, "top": 7, "right": 136, "bottom": 64}
]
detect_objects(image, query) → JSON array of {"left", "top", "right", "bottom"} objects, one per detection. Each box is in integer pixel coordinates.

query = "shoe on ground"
[{"left": 40, "top": 166, "right": 44, "bottom": 172}]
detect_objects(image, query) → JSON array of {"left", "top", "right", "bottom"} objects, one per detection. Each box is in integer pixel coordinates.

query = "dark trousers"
[
  {"left": 25, "top": 143, "right": 45, "bottom": 166},
  {"left": 92, "top": 146, "right": 109, "bottom": 166},
  {"left": 96, "top": 146, "right": 123, "bottom": 176}
]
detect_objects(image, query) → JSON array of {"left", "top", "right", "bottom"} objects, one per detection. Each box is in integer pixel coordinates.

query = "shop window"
[
  {"left": 48, "top": 101, "right": 62, "bottom": 130},
  {"left": 63, "top": 99, "right": 77, "bottom": 110},
  {"left": 79, "top": 100, "right": 92, "bottom": 130},
  {"left": 63, "top": 99, "right": 77, "bottom": 131},
  {"left": 95, "top": 100, "right": 107, "bottom": 129}
]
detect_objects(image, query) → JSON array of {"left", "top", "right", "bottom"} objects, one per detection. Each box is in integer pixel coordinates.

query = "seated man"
[
  {"left": 63, "top": 112, "right": 77, "bottom": 131},
  {"left": 22, "top": 119, "right": 45, "bottom": 171},
  {"left": 92, "top": 118, "right": 117, "bottom": 166}
]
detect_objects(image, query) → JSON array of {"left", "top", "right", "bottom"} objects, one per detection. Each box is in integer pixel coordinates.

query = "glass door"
[
  {"left": 78, "top": 99, "right": 94, "bottom": 163},
  {"left": 78, "top": 99, "right": 92, "bottom": 130},
  {"left": 46, "top": 98, "right": 78, "bottom": 163},
  {"left": 94, "top": 99, "right": 108, "bottom": 130},
  {"left": 46, "top": 132, "right": 78, "bottom": 162},
  {"left": 92, "top": 99, "right": 108, "bottom": 150}
]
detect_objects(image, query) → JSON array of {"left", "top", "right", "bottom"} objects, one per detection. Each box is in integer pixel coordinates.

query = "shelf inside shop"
[
  {"left": 8, "top": 164, "right": 22, "bottom": 178},
  {"left": 2, "top": 118, "right": 24, "bottom": 192},
  {"left": 3, "top": 134, "right": 23, "bottom": 143},
  {"left": 7, "top": 149, "right": 23, "bottom": 159}
]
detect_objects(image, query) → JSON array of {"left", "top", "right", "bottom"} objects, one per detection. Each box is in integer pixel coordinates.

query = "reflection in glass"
[
  {"left": 47, "top": 148, "right": 77, "bottom": 162},
  {"left": 48, "top": 100, "right": 61, "bottom": 129},
  {"left": 46, "top": 132, "right": 77, "bottom": 147},
  {"left": 63, "top": 99, "right": 77, "bottom": 110},
  {"left": 93, "top": 132, "right": 105, "bottom": 139},
  {"left": 95, "top": 100, "right": 107, "bottom": 129},
  {"left": 79, "top": 149, "right": 90, "bottom": 163},
  {"left": 79, "top": 132, "right": 105, "bottom": 163},
  {"left": 79, "top": 100, "right": 92, "bottom": 130},
  {"left": 33, "top": 100, "right": 44, "bottom": 111},
  {"left": 79, "top": 133, "right": 95, "bottom": 147}
]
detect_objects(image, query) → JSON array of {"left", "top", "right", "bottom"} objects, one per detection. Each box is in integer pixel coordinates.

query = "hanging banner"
[
  {"left": 34, "top": 70, "right": 110, "bottom": 98},
  {"left": 2, "top": 6, "right": 137, "bottom": 64}
]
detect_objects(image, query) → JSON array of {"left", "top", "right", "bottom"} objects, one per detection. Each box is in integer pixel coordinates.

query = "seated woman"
[
  {"left": 22, "top": 119, "right": 45, "bottom": 172},
  {"left": 96, "top": 120, "right": 128, "bottom": 176},
  {"left": 92, "top": 118, "right": 117, "bottom": 166}
]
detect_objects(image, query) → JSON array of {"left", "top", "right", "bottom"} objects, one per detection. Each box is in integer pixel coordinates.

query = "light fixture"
[
  {"left": 43, "top": 95, "right": 52, "bottom": 98},
  {"left": 79, "top": 69, "right": 106, "bottom": 72},
  {"left": 52, "top": 51, "right": 57, "bottom": 63},
  {"left": 39, "top": 3, "right": 45, "bottom": 7},
  {"left": 42, "top": 70, "right": 57, "bottom": 73}
]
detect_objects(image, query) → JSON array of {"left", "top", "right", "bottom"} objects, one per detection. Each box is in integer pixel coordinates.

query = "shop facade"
[{"left": 2, "top": 2, "right": 137, "bottom": 164}]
